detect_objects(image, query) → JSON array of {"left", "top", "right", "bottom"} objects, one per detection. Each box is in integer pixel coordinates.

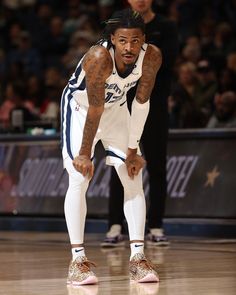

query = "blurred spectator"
[
  {"left": 168, "top": 94, "right": 179, "bottom": 128},
  {"left": 173, "top": 35, "right": 201, "bottom": 78},
  {"left": 217, "top": 51, "right": 236, "bottom": 93},
  {"left": 198, "top": 18, "right": 216, "bottom": 54},
  {"left": 4, "top": 21, "right": 24, "bottom": 51},
  {"left": 227, "top": 51, "right": 236, "bottom": 73},
  {"left": 169, "top": 62, "right": 205, "bottom": 128},
  {"left": 0, "top": 49, "right": 6, "bottom": 96},
  {"left": 194, "top": 59, "right": 218, "bottom": 123},
  {"left": 205, "top": 22, "right": 236, "bottom": 73},
  {"left": 40, "top": 85, "right": 60, "bottom": 129},
  {"left": 4, "top": 61, "right": 25, "bottom": 84},
  {"left": 7, "top": 30, "right": 42, "bottom": 76},
  {"left": 39, "top": 67, "right": 65, "bottom": 129},
  {"left": 62, "top": 30, "right": 95, "bottom": 72},
  {"left": 25, "top": 75, "right": 43, "bottom": 116},
  {"left": 43, "top": 66, "right": 66, "bottom": 89},
  {"left": 218, "top": 68, "right": 236, "bottom": 93},
  {"left": 181, "top": 38, "right": 201, "bottom": 64},
  {"left": 207, "top": 91, "right": 236, "bottom": 128},
  {"left": 63, "top": 2, "right": 81, "bottom": 37},
  {"left": 0, "top": 81, "right": 39, "bottom": 130},
  {"left": 98, "top": 0, "right": 115, "bottom": 22},
  {"left": 27, "top": 3, "right": 52, "bottom": 54},
  {"left": 216, "top": 0, "right": 236, "bottom": 32},
  {"left": 43, "top": 16, "right": 69, "bottom": 67},
  {"left": 73, "top": 13, "right": 101, "bottom": 38},
  {"left": 2, "top": 0, "right": 36, "bottom": 9}
]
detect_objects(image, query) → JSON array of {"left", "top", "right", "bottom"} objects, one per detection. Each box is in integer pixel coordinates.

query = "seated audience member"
[
  {"left": 62, "top": 30, "right": 95, "bottom": 72},
  {"left": 25, "top": 75, "right": 43, "bottom": 116},
  {"left": 7, "top": 31, "right": 42, "bottom": 76},
  {"left": 0, "top": 81, "right": 39, "bottom": 131},
  {"left": 39, "top": 66, "right": 64, "bottom": 129},
  {"left": 169, "top": 62, "right": 205, "bottom": 128},
  {"left": 218, "top": 68, "right": 236, "bottom": 93},
  {"left": 207, "top": 91, "right": 236, "bottom": 128}
]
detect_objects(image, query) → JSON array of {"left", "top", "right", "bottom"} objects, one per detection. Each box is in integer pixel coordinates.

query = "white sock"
[
  {"left": 72, "top": 247, "right": 85, "bottom": 260},
  {"left": 130, "top": 242, "right": 144, "bottom": 260}
]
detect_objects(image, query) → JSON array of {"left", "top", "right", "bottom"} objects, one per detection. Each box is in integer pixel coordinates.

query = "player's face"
[
  {"left": 128, "top": 0, "right": 153, "bottom": 14},
  {"left": 111, "top": 28, "right": 145, "bottom": 70}
]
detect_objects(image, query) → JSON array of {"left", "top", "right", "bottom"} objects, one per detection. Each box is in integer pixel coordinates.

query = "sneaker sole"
[
  {"left": 67, "top": 275, "right": 98, "bottom": 286},
  {"left": 131, "top": 273, "right": 159, "bottom": 283}
]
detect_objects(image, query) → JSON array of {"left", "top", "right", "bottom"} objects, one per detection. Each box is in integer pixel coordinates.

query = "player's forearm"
[
  {"left": 127, "top": 45, "right": 162, "bottom": 149},
  {"left": 79, "top": 106, "right": 104, "bottom": 158},
  {"left": 128, "top": 98, "right": 150, "bottom": 149}
]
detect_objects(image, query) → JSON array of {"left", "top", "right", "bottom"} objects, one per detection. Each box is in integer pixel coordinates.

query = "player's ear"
[{"left": 111, "top": 34, "right": 115, "bottom": 45}]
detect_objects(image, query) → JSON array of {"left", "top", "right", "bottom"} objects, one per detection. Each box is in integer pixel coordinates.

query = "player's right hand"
[
  {"left": 73, "top": 155, "right": 94, "bottom": 179},
  {"left": 125, "top": 152, "right": 146, "bottom": 179}
]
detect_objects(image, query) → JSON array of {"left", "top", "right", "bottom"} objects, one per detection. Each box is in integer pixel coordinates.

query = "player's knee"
[
  {"left": 123, "top": 181, "right": 144, "bottom": 199},
  {"left": 69, "top": 172, "right": 89, "bottom": 190}
]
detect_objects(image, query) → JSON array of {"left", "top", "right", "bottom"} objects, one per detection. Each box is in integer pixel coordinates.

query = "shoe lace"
[
  {"left": 130, "top": 257, "right": 157, "bottom": 274},
  {"left": 76, "top": 260, "right": 97, "bottom": 273}
]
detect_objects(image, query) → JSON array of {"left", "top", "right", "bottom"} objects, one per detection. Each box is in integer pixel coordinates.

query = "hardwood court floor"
[{"left": 0, "top": 231, "right": 235, "bottom": 295}]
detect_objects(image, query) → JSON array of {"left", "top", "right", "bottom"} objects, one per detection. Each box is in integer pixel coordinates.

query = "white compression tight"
[
  {"left": 64, "top": 158, "right": 89, "bottom": 244},
  {"left": 114, "top": 163, "right": 146, "bottom": 241},
  {"left": 64, "top": 158, "right": 146, "bottom": 244}
]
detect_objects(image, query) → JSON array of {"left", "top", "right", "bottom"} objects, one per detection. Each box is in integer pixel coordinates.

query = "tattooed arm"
[
  {"left": 137, "top": 44, "right": 162, "bottom": 103},
  {"left": 72, "top": 45, "right": 112, "bottom": 178},
  {"left": 126, "top": 44, "right": 162, "bottom": 178}
]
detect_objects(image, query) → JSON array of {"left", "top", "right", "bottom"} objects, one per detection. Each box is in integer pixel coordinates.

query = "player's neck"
[{"left": 115, "top": 59, "right": 137, "bottom": 78}]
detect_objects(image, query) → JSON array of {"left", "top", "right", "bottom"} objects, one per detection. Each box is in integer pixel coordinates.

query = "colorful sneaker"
[
  {"left": 67, "top": 256, "right": 98, "bottom": 286},
  {"left": 129, "top": 253, "right": 159, "bottom": 283},
  {"left": 146, "top": 228, "right": 170, "bottom": 247},
  {"left": 100, "top": 224, "right": 125, "bottom": 248}
]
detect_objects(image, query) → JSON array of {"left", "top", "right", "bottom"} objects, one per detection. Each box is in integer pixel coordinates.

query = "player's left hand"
[{"left": 125, "top": 151, "right": 146, "bottom": 179}]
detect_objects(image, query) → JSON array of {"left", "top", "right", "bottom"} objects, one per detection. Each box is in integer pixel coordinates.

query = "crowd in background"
[{"left": 0, "top": 0, "right": 236, "bottom": 133}]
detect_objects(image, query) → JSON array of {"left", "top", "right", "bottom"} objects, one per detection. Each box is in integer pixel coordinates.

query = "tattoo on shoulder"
[
  {"left": 83, "top": 46, "right": 112, "bottom": 106},
  {"left": 136, "top": 45, "right": 162, "bottom": 102}
]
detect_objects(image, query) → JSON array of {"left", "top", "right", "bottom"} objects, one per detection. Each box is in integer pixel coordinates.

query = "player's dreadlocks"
[{"left": 98, "top": 8, "right": 145, "bottom": 47}]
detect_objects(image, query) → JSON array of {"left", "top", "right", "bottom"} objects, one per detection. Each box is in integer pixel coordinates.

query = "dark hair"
[{"left": 102, "top": 8, "right": 145, "bottom": 39}]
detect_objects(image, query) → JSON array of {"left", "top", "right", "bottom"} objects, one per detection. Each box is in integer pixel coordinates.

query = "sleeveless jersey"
[
  {"left": 61, "top": 41, "right": 148, "bottom": 160},
  {"left": 63, "top": 40, "right": 148, "bottom": 108}
]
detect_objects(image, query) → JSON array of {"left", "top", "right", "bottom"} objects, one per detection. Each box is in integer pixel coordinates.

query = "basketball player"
[{"left": 61, "top": 9, "right": 162, "bottom": 285}]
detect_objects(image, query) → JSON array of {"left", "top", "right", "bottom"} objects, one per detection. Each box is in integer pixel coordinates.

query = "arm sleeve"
[{"left": 128, "top": 98, "right": 150, "bottom": 149}]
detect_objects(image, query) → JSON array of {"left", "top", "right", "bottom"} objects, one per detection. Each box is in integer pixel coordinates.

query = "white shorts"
[{"left": 61, "top": 96, "right": 140, "bottom": 166}]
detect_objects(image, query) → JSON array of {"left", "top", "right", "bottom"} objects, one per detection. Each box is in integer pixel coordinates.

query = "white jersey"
[
  {"left": 61, "top": 40, "right": 148, "bottom": 161},
  {"left": 64, "top": 40, "right": 148, "bottom": 108}
]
